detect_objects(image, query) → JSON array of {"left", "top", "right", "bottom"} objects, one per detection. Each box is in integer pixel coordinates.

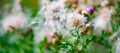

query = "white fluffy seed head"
[
  {"left": 93, "top": 7, "right": 114, "bottom": 34},
  {"left": 66, "top": 12, "right": 87, "bottom": 28},
  {"left": 81, "top": 10, "right": 88, "bottom": 16},
  {"left": 1, "top": 14, "right": 26, "bottom": 31},
  {"left": 101, "top": 0, "right": 109, "bottom": 7}
]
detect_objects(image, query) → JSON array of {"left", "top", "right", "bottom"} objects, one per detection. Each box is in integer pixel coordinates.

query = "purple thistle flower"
[{"left": 87, "top": 6, "right": 94, "bottom": 13}]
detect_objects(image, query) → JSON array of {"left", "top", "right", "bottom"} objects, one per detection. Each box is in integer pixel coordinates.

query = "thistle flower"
[
  {"left": 93, "top": 7, "right": 114, "bottom": 34},
  {"left": 85, "top": 22, "right": 91, "bottom": 29},
  {"left": 41, "top": 1, "right": 65, "bottom": 28},
  {"left": 101, "top": 0, "right": 109, "bottom": 7},
  {"left": 1, "top": 0, "right": 26, "bottom": 31},
  {"left": 66, "top": 11, "right": 87, "bottom": 28},
  {"left": 63, "top": 0, "right": 78, "bottom": 5},
  {"left": 81, "top": 10, "right": 88, "bottom": 16},
  {"left": 87, "top": 6, "right": 94, "bottom": 13},
  {"left": 1, "top": 14, "right": 26, "bottom": 31},
  {"left": 71, "top": 18, "right": 80, "bottom": 27},
  {"left": 41, "top": 0, "right": 50, "bottom": 6},
  {"left": 52, "top": 38, "right": 59, "bottom": 44},
  {"left": 76, "top": 8, "right": 82, "bottom": 14}
]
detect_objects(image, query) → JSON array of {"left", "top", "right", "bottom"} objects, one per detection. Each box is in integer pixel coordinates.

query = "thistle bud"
[
  {"left": 81, "top": 10, "right": 88, "bottom": 16},
  {"left": 52, "top": 38, "right": 59, "bottom": 44},
  {"left": 72, "top": 3, "right": 78, "bottom": 8},
  {"left": 79, "top": 30, "right": 84, "bottom": 34},
  {"left": 76, "top": 8, "right": 82, "bottom": 14},
  {"left": 87, "top": 6, "right": 94, "bottom": 13},
  {"left": 85, "top": 22, "right": 91, "bottom": 29}
]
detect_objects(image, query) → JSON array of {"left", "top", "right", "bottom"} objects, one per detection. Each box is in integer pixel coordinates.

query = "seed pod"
[
  {"left": 52, "top": 38, "right": 59, "bottom": 44},
  {"left": 76, "top": 8, "right": 82, "bottom": 14},
  {"left": 81, "top": 10, "right": 88, "bottom": 16},
  {"left": 72, "top": 3, "right": 78, "bottom": 8},
  {"left": 79, "top": 30, "right": 84, "bottom": 35},
  {"left": 85, "top": 22, "right": 91, "bottom": 29}
]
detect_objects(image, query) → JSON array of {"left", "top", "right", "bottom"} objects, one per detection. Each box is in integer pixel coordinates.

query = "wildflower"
[
  {"left": 79, "top": 30, "right": 84, "bottom": 35},
  {"left": 71, "top": 18, "right": 80, "bottom": 27},
  {"left": 93, "top": 7, "right": 114, "bottom": 34},
  {"left": 40, "top": 1, "right": 65, "bottom": 28},
  {"left": 85, "top": 22, "right": 91, "bottom": 29},
  {"left": 52, "top": 37, "right": 59, "bottom": 44},
  {"left": 87, "top": 6, "right": 94, "bottom": 13},
  {"left": 81, "top": 10, "right": 88, "bottom": 16},
  {"left": 41, "top": 0, "right": 50, "bottom": 6},
  {"left": 66, "top": 12, "right": 87, "bottom": 28},
  {"left": 76, "top": 8, "right": 82, "bottom": 14},
  {"left": 72, "top": 3, "right": 78, "bottom": 8},
  {"left": 1, "top": 14, "right": 26, "bottom": 31},
  {"left": 101, "top": 0, "right": 109, "bottom": 7}
]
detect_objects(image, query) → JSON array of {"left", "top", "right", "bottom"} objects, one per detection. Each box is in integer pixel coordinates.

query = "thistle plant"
[{"left": 0, "top": 0, "right": 120, "bottom": 53}]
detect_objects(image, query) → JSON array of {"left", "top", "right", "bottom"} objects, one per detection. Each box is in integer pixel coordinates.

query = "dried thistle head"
[
  {"left": 71, "top": 18, "right": 81, "bottom": 27},
  {"left": 85, "top": 22, "right": 91, "bottom": 29},
  {"left": 81, "top": 10, "right": 88, "bottom": 16},
  {"left": 79, "top": 30, "right": 84, "bottom": 35},
  {"left": 52, "top": 38, "right": 59, "bottom": 44},
  {"left": 63, "top": 0, "right": 78, "bottom": 8},
  {"left": 100, "top": 7, "right": 114, "bottom": 20},
  {"left": 76, "top": 8, "right": 82, "bottom": 14},
  {"left": 66, "top": 11, "right": 87, "bottom": 28},
  {"left": 2, "top": 14, "right": 26, "bottom": 31},
  {"left": 71, "top": 0, "right": 78, "bottom": 8},
  {"left": 101, "top": 0, "right": 109, "bottom": 7},
  {"left": 72, "top": 3, "right": 78, "bottom": 8}
]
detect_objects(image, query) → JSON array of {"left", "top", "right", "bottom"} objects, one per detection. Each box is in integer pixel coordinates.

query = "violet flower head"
[{"left": 87, "top": 6, "right": 94, "bottom": 13}]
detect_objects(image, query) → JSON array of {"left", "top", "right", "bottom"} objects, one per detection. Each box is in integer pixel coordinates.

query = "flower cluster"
[{"left": 0, "top": 0, "right": 120, "bottom": 53}]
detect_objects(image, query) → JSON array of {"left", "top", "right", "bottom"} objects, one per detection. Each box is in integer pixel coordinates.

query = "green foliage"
[{"left": 21, "top": 0, "right": 40, "bottom": 17}]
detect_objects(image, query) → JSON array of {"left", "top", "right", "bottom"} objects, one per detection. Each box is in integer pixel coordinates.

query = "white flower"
[
  {"left": 93, "top": 7, "right": 114, "bottom": 34},
  {"left": 66, "top": 11, "right": 87, "bottom": 28},
  {"left": 41, "top": 0, "right": 50, "bottom": 6},
  {"left": 39, "top": 1, "right": 65, "bottom": 28},
  {"left": 101, "top": 0, "right": 109, "bottom": 7},
  {"left": 1, "top": 14, "right": 26, "bottom": 31}
]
